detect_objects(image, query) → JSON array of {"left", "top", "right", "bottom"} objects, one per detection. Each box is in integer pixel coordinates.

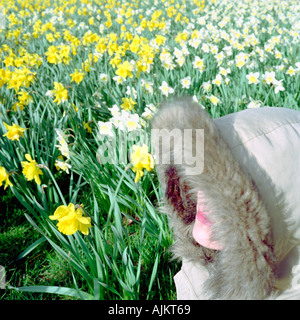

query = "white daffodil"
[
  {"left": 180, "top": 76, "right": 191, "bottom": 89},
  {"left": 246, "top": 72, "right": 260, "bottom": 84},
  {"left": 159, "top": 81, "right": 174, "bottom": 96}
]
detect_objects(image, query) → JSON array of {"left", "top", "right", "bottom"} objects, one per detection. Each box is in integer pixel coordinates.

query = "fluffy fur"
[{"left": 151, "top": 98, "right": 277, "bottom": 299}]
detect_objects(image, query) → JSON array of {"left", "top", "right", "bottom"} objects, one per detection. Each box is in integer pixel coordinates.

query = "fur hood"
[{"left": 151, "top": 98, "right": 278, "bottom": 299}]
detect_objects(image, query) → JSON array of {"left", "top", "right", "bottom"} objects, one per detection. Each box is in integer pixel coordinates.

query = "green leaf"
[
  {"left": 15, "top": 237, "right": 47, "bottom": 262},
  {"left": 147, "top": 253, "right": 160, "bottom": 298},
  {"left": 10, "top": 285, "right": 93, "bottom": 300}
]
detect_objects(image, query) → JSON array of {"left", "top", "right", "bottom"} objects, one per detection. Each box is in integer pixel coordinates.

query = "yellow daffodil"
[
  {"left": 7, "top": 67, "right": 36, "bottom": 92},
  {"left": 83, "top": 122, "right": 92, "bottom": 133},
  {"left": 0, "top": 166, "right": 13, "bottom": 190},
  {"left": 46, "top": 33, "right": 55, "bottom": 42},
  {"left": 21, "top": 154, "right": 43, "bottom": 185},
  {"left": 45, "top": 45, "right": 61, "bottom": 64},
  {"left": 49, "top": 203, "right": 91, "bottom": 235},
  {"left": 3, "top": 122, "right": 26, "bottom": 141},
  {"left": 18, "top": 90, "right": 32, "bottom": 105},
  {"left": 82, "top": 59, "right": 91, "bottom": 72},
  {"left": 115, "top": 60, "right": 133, "bottom": 80},
  {"left": 155, "top": 34, "right": 166, "bottom": 46},
  {"left": 59, "top": 44, "right": 71, "bottom": 64},
  {"left": 3, "top": 55, "right": 14, "bottom": 67},
  {"left": 130, "top": 144, "right": 154, "bottom": 183},
  {"left": 7, "top": 73, "right": 23, "bottom": 92},
  {"left": 11, "top": 102, "right": 24, "bottom": 112},
  {"left": 70, "top": 69, "right": 84, "bottom": 84},
  {"left": 121, "top": 97, "right": 136, "bottom": 111},
  {"left": 51, "top": 82, "right": 68, "bottom": 104},
  {"left": 0, "top": 69, "right": 10, "bottom": 87}
]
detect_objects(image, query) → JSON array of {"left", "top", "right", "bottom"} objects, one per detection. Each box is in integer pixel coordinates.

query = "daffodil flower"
[
  {"left": 0, "top": 166, "right": 13, "bottom": 190},
  {"left": 50, "top": 82, "right": 68, "bottom": 105},
  {"left": 209, "top": 95, "right": 221, "bottom": 105},
  {"left": 246, "top": 72, "right": 260, "bottom": 84},
  {"left": 262, "top": 71, "right": 276, "bottom": 85},
  {"left": 159, "top": 81, "right": 174, "bottom": 97},
  {"left": 180, "top": 76, "right": 191, "bottom": 89},
  {"left": 70, "top": 69, "right": 84, "bottom": 84},
  {"left": 49, "top": 203, "right": 92, "bottom": 235},
  {"left": 125, "top": 114, "right": 141, "bottom": 132},
  {"left": 3, "top": 122, "right": 26, "bottom": 141},
  {"left": 193, "top": 56, "right": 205, "bottom": 71},
  {"left": 55, "top": 157, "right": 71, "bottom": 174},
  {"left": 115, "top": 60, "right": 133, "bottom": 80},
  {"left": 121, "top": 97, "right": 136, "bottom": 111},
  {"left": 55, "top": 129, "right": 71, "bottom": 159},
  {"left": 21, "top": 154, "right": 43, "bottom": 185},
  {"left": 130, "top": 144, "right": 154, "bottom": 183}
]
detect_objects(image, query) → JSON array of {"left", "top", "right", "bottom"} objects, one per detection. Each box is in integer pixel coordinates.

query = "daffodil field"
[{"left": 0, "top": 0, "right": 300, "bottom": 300}]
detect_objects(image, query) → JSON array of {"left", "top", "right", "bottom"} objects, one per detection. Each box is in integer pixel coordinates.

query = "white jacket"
[{"left": 175, "top": 107, "right": 300, "bottom": 300}]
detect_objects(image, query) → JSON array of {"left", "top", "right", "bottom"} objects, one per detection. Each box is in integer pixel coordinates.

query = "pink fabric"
[
  {"left": 196, "top": 191, "right": 211, "bottom": 226},
  {"left": 193, "top": 191, "right": 223, "bottom": 250}
]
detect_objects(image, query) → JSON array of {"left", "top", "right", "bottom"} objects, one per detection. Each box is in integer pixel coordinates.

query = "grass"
[
  {"left": 1, "top": 184, "right": 179, "bottom": 300},
  {"left": 0, "top": 188, "right": 76, "bottom": 300}
]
